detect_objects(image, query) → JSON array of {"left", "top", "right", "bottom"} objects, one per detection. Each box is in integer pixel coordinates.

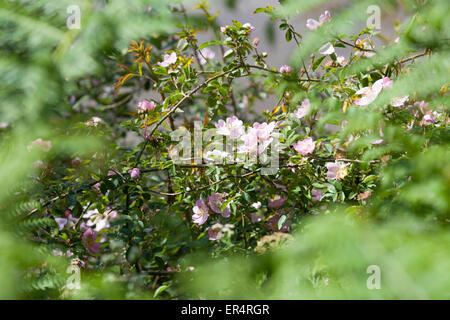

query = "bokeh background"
[{"left": 0, "top": 0, "right": 448, "bottom": 299}]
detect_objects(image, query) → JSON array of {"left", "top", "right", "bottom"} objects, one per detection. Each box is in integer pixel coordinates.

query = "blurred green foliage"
[
  {"left": 180, "top": 213, "right": 450, "bottom": 299},
  {"left": 0, "top": 0, "right": 448, "bottom": 299},
  {"left": 0, "top": 0, "right": 177, "bottom": 299}
]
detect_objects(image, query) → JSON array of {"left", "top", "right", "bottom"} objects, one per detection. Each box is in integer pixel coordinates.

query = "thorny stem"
[
  {"left": 398, "top": 50, "right": 429, "bottom": 64},
  {"left": 337, "top": 38, "right": 375, "bottom": 52},
  {"left": 247, "top": 65, "right": 320, "bottom": 82}
]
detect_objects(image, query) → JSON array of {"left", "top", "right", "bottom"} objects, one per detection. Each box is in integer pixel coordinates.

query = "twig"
[
  {"left": 398, "top": 50, "right": 429, "bottom": 64},
  {"left": 101, "top": 94, "right": 132, "bottom": 110},
  {"left": 247, "top": 65, "right": 320, "bottom": 82},
  {"left": 337, "top": 38, "right": 375, "bottom": 52},
  {"left": 312, "top": 156, "right": 380, "bottom": 164}
]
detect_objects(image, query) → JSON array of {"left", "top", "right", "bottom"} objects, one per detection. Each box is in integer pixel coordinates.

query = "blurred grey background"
[{"left": 204, "top": 0, "right": 408, "bottom": 67}]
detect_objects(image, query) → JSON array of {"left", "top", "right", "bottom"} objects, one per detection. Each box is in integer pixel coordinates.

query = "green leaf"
[
  {"left": 285, "top": 30, "right": 292, "bottom": 42},
  {"left": 312, "top": 183, "right": 326, "bottom": 188},
  {"left": 253, "top": 8, "right": 266, "bottom": 14},
  {"left": 198, "top": 41, "right": 222, "bottom": 51},
  {"left": 222, "top": 194, "right": 239, "bottom": 211},
  {"left": 253, "top": 6, "right": 273, "bottom": 14},
  {"left": 312, "top": 56, "right": 326, "bottom": 71},
  {"left": 154, "top": 285, "right": 169, "bottom": 298},
  {"left": 279, "top": 23, "right": 289, "bottom": 30},
  {"left": 363, "top": 175, "right": 377, "bottom": 183}
]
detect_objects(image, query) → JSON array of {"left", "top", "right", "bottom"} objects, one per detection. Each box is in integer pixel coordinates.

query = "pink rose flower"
[
  {"left": 415, "top": 100, "right": 430, "bottom": 115},
  {"left": 293, "top": 137, "right": 315, "bottom": 155},
  {"left": 306, "top": 19, "right": 321, "bottom": 31},
  {"left": 354, "top": 77, "right": 392, "bottom": 106},
  {"left": 92, "top": 117, "right": 103, "bottom": 123},
  {"left": 311, "top": 189, "right": 323, "bottom": 201},
  {"left": 208, "top": 193, "right": 231, "bottom": 218},
  {"left": 54, "top": 213, "right": 77, "bottom": 231},
  {"left": 326, "top": 162, "right": 349, "bottom": 180},
  {"left": 158, "top": 52, "right": 177, "bottom": 67},
  {"left": 319, "top": 10, "right": 331, "bottom": 23},
  {"left": 192, "top": 199, "right": 209, "bottom": 225},
  {"left": 253, "top": 122, "right": 276, "bottom": 140},
  {"left": 279, "top": 65, "right": 293, "bottom": 74},
  {"left": 239, "top": 122, "right": 276, "bottom": 154},
  {"left": 208, "top": 223, "right": 224, "bottom": 241},
  {"left": 198, "top": 48, "right": 215, "bottom": 65},
  {"left": 268, "top": 195, "right": 286, "bottom": 209},
  {"left": 128, "top": 168, "right": 140, "bottom": 179},
  {"left": 243, "top": 23, "right": 255, "bottom": 33},
  {"left": 138, "top": 100, "right": 156, "bottom": 113},
  {"left": 391, "top": 95, "right": 409, "bottom": 107},
  {"left": 94, "top": 218, "right": 109, "bottom": 233},
  {"left": 84, "top": 208, "right": 118, "bottom": 232},
  {"left": 292, "top": 99, "right": 311, "bottom": 119},
  {"left": 251, "top": 202, "right": 262, "bottom": 209},
  {"left": 371, "top": 139, "right": 384, "bottom": 145},
  {"left": 80, "top": 221, "right": 88, "bottom": 231},
  {"left": 355, "top": 39, "right": 375, "bottom": 58},
  {"left": 85, "top": 117, "right": 104, "bottom": 127},
  {"left": 27, "top": 138, "right": 52, "bottom": 152},
  {"left": 306, "top": 10, "right": 331, "bottom": 30},
  {"left": 421, "top": 113, "right": 436, "bottom": 125},
  {"left": 82, "top": 228, "right": 100, "bottom": 254},
  {"left": 83, "top": 208, "right": 110, "bottom": 232},
  {"left": 82, "top": 228, "right": 101, "bottom": 255},
  {"left": 354, "top": 84, "right": 382, "bottom": 106},
  {"left": 336, "top": 56, "right": 348, "bottom": 66},
  {"left": 105, "top": 208, "right": 118, "bottom": 220},
  {"left": 53, "top": 249, "right": 63, "bottom": 256},
  {"left": 215, "top": 116, "right": 245, "bottom": 139},
  {"left": 381, "top": 77, "right": 393, "bottom": 89}
]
